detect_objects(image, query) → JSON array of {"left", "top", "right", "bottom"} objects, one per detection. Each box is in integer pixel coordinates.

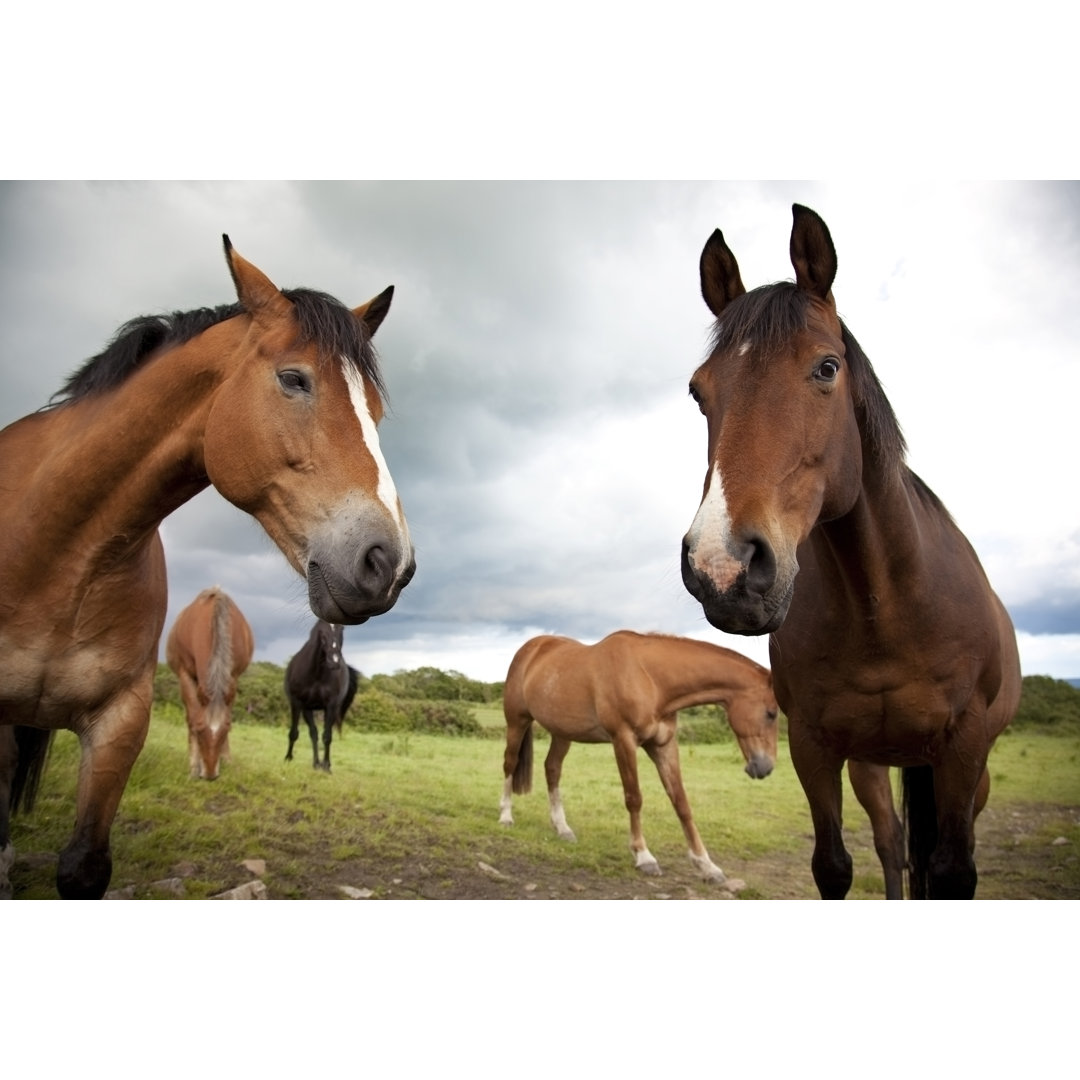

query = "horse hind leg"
[
  {"left": 286, "top": 704, "right": 301, "bottom": 762},
  {"left": 544, "top": 735, "right": 577, "bottom": 842},
  {"left": 499, "top": 719, "right": 534, "bottom": 826},
  {"left": 849, "top": 761, "right": 905, "bottom": 899},
  {"left": 305, "top": 711, "right": 321, "bottom": 769}
]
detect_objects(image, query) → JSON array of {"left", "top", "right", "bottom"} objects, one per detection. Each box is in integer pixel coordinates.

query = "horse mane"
[
  {"left": 51, "top": 288, "right": 385, "bottom": 405},
  {"left": 707, "top": 281, "right": 906, "bottom": 471}
]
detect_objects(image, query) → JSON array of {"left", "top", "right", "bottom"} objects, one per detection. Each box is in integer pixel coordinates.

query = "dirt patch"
[{"left": 208, "top": 799, "right": 1080, "bottom": 900}]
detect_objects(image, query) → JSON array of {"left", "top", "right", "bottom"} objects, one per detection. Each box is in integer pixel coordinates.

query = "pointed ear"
[
  {"left": 789, "top": 205, "right": 837, "bottom": 301},
  {"left": 222, "top": 235, "right": 292, "bottom": 320},
  {"left": 353, "top": 285, "right": 394, "bottom": 338},
  {"left": 700, "top": 229, "right": 746, "bottom": 319}
]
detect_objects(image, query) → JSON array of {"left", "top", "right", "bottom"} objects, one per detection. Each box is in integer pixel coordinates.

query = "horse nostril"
[
  {"left": 741, "top": 533, "right": 777, "bottom": 595},
  {"left": 360, "top": 544, "right": 394, "bottom": 593}
]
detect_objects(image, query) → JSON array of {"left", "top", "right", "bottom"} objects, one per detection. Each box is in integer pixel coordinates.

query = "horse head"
[
  {"left": 681, "top": 204, "right": 864, "bottom": 635},
  {"left": 201, "top": 239, "right": 415, "bottom": 625}
]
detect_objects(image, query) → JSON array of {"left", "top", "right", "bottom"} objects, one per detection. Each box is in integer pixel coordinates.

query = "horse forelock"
[
  {"left": 705, "top": 282, "right": 906, "bottom": 472},
  {"left": 49, "top": 287, "right": 385, "bottom": 406}
]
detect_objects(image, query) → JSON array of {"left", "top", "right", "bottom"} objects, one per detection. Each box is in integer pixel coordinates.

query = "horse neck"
[
  {"left": 647, "top": 639, "right": 760, "bottom": 713},
  {"left": 810, "top": 458, "right": 946, "bottom": 608},
  {"left": 32, "top": 322, "right": 244, "bottom": 547}
]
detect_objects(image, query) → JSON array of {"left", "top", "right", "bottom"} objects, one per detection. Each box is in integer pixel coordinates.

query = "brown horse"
[
  {"left": 681, "top": 204, "right": 1021, "bottom": 899},
  {"left": 500, "top": 631, "right": 778, "bottom": 882},
  {"left": 165, "top": 587, "right": 255, "bottom": 780},
  {"left": 0, "top": 238, "right": 414, "bottom": 899}
]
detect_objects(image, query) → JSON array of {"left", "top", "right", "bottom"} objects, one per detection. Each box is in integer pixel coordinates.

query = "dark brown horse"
[
  {"left": 500, "top": 631, "right": 778, "bottom": 882},
  {"left": 166, "top": 587, "right": 255, "bottom": 780},
  {"left": 681, "top": 204, "right": 1021, "bottom": 899},
  {"left": 0, "top": 238, "right": 413, "bottom": 898},
  {"left": 284, "top": 620, "right": 359, "bottom": 771}
]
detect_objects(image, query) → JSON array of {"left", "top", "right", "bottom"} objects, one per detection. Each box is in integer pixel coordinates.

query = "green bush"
[{"left": 1012, "top": 676, "right": 1080, "bottom": 730}]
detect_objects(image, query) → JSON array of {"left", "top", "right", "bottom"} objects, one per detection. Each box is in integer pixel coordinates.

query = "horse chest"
[{"left": 0, "top": 635, "right": 147, "bottom": 726}]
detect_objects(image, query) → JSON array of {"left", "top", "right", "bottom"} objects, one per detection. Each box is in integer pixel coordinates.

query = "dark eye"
[
  {"left": 814, "top": 357, "right": 840, "bottom": 383},
  {"left": 688, "top": 383, "right": 704, "bottom": 412},
  {"left": 278, "top": 369, "right": 311, "bottom": 394}
]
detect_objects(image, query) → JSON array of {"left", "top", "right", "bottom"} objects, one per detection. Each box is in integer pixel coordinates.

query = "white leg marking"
[
  {"left": 689, "top": 849, "right": 727, "bottom": 883},
  {"left": 548, "top": 788, "right": 577, "bottom": 841},
  {"left": 499, "top": 776, "right": 514, "bottom": 826},
  {"left": 634, "top": 847, "right": 662, "bottom": 876}
]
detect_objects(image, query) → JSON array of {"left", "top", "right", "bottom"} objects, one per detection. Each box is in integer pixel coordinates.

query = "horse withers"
[
  {"left": 0, "top": 238, "right": 413, "bottom": 898},
  {"left": 165, "top": 587, "right": 254, "bottom": 780},
  {"left": 681, "top": 204, "right": 1021, "bottom": 899},
  {"left": 500, "top": 631, "right": 778, "bottom": 883},
  {"left": 284, "top": 620, "right": 359, "bottom": 771}
]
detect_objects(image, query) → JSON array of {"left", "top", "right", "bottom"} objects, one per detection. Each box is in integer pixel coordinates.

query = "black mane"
[
  {"left": 52, "top": 288, "right": 385, "bottom": 405},
  {"left": 707, "top": 281, "right": 906, "bottom": 470}
]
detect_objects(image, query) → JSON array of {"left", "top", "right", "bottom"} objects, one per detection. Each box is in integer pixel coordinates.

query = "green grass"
[{"left": 8, "top": 708, "right": 1080, "bottom": 899}]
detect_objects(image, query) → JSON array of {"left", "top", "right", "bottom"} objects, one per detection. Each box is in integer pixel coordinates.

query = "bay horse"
[
  {"left": 681, "top": 204, "right": 1021, "bottom": 899},
  {"left": 165, "top": 586, "right": 255, "bottom": 780},
  {"left": 0, "top": 238, "right": 414, "bottom": 899},
  {"left": 499, "top": 631, "right": 778, "bottom": 882},
  {"left": 284, "top": 620, "right": 359, "bottom": 771}
]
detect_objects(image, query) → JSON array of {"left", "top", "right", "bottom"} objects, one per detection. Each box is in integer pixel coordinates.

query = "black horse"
[{"left": 284, "top": 621, "right": 359, "bottom": 771}]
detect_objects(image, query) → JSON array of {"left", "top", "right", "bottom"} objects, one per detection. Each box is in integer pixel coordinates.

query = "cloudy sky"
[{"left": 2, "top": 181, "right": 1078, "bottom": 682}]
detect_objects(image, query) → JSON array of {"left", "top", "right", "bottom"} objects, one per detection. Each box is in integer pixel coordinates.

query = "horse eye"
[
  {"left": 278, "top": 370, "right": 311, "bottom": 394},
  {"left": 814, "top": 357, "right": 840, "bottom": 383},
  {"left": 688, "top": 384, "right": 704, "bottom": 412}
]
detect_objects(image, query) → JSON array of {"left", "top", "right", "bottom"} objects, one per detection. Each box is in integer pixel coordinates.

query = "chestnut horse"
[
  {"left": 681, "top": 204, "right": 1020, "bottom": 899},
  {"left": 499, "top": 631, "right": 778, "bottom": 882},
  {"left": 284, "top": 620, "right": 359, "bottom": 771},
  {"left": 166, "top": 587, "right": 255, "bottom": 781},
  {"left": 0, "top": 238, "right": 414, "bottom": 898}
]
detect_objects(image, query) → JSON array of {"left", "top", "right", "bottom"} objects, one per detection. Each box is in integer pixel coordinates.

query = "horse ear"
[
  {"left": 222, "top": 235, "right": 292, "bottom": 320},
  {"left": 353, "top": 285, "right": 394, "bottom": 338},
  {"left": 789, "top": 205, "right": 837, "bottom": 301},
  {"left": 700, "top": 229, "right": 746, "bottom": 318}
]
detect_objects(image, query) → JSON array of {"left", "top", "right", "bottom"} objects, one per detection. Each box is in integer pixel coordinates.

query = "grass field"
[{"left": 8, "top": 705, "right": 1080, "bottom": 899}]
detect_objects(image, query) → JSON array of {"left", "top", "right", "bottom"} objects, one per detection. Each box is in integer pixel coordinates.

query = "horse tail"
[
  {"left": 340, "top": 667, "right": 360, "bottom": 731},
  {"left": 10, "top": 727, "right": 55, "bottom": 815},
  {"left": 902, "top": 765, "right": 937, "bottom": 900},
  {"left": 205, "top": 589, "right": 234, "bottom": 709},
  {"left": 511, "top": 722, "right": 534, "bottom": 795}
]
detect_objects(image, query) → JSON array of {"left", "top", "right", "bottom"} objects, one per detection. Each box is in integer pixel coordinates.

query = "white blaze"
[
  {"left": 341, "top": 358, "right": 407, "bottom": 532},
  {"left": 685, "top": 463, "right": 744, "bottom": 591}
]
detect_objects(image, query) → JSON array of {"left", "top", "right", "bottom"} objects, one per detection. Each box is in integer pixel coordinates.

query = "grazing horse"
[
  {"left": 681, "top": 204, "right": 1020, "bottom": 899},
  {"left": 499, "top": 631, "right": 779, "bottom": 882},
  {"left": 166, "top": 587, "right": 255, "bottom": 780},
  {"left": 0, "top": 238, "right": 414, "bottom": 899},
  {"left": 284, "top": 620, "right": 359, "bottom": 771}
]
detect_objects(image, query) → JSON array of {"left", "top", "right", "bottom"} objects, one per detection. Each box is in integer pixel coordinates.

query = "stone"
[
  {"left": 241, "top": 858, "right": 267, "bottom": 876},
  {"left": 338, "top": 885, "right": 374, "bottom": 899},
  {"left": 148, "top": 877, "right": 186, "bottom": 898},
  {"left": 210, "top": 880, "right": 268, "bottom": 900}
]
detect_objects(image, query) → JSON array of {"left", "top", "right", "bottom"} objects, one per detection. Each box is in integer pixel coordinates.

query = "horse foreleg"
[
  {"left": 320, "top": 710, "right": 335, "bottom": 772},
  {"left": 286, "top": 704, "right": 301, "bottom": 762},
  {"left": 925, "top": 738, "right": 989, "bottom": 900},
  {"left": 60, "top": 688, "right": 152, "bottom": 899},
  {"left": 544, "top": 736, "right": 576, "bottom": 841},
  {"left": 789, "top": 721, "right": 851, "bottom": 899},
  {"left": 611, "top": 733, "right": 659, "bottom": 875},
  {"left": 305, "top": 710, "right": 320, "bottom": 769},
  {"left": 643, "top": 735, "right": 726, "bottom": 884},
  {"left": 848, "top": 760, "right": 905, "bottom": 899}
]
